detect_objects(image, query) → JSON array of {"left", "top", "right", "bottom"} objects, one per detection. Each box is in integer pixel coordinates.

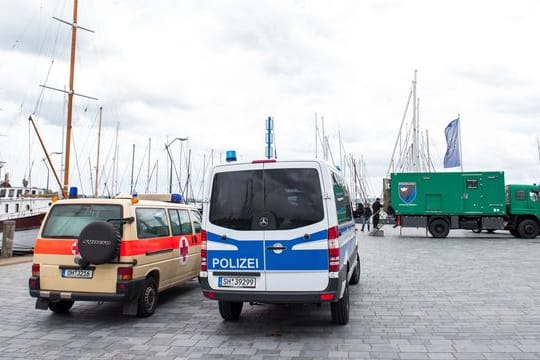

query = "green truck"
[{"left": 386, "top": 171, "right": 540, "bottom": 238}]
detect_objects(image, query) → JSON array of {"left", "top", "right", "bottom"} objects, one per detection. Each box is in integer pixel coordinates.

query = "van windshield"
[
  {"left": 41, "top": 204, "right": 122, "bottom": 238},
  {"left": 209, "top": 168, "right": 324, "bottom": 230}
]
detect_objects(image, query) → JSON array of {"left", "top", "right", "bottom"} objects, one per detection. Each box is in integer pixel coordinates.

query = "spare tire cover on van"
[{"left": 78, "top": 221, "right": 121, "bottom": 265}]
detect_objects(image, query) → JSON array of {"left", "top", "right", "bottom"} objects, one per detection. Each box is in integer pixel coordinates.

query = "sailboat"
[
  {"left": 31, "top": 0, "right": 97, "bottom": 200},
  {"left": 2, "top": 0, "right": 96, "bottom": 235},
  {"left": 0, "top": 170, "right": 51, "bottom": 232}
]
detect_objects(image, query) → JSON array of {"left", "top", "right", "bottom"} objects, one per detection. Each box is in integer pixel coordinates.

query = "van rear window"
[
  {"left": 42, "top": 204, "right": 122, "bottom": 238},
  {"left": 209, "top": 168, "right": 324, "bottom": 230}
]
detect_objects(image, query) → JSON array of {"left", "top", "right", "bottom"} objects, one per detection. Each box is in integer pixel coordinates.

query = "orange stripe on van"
[
  {"left": 34, "top": 235, "right": 193, "bottom": 257},
  {"left": 120, "top": 236, "right": 179, "bottom": 257},
  {"left": 34, "top": 238, "right": 76, "bottom": 255}
]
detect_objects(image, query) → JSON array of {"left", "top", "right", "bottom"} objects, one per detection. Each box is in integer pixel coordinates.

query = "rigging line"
[
  {"left": 117, "top": 154, "right": 132, "bottom": 194},
  {"left": 32, "top": 14, "right": 63, "bottom": 118},
  {"left": 133, "top": 144, "right": 149, "bottom": 191},
  {"left": 71, "top": 130, "right": 86, "bottom": 195},
  {"left": 73, "top": 105, "right": 99, "bottom": 159},
  {"left": 33, "top": 60, "right": 55, "bottom": 115},
  {"left": 98, "top": 130, "right": 118, "bottom": 192}
]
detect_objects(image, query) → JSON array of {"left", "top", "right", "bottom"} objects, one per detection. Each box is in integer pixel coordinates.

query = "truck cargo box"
[{"left": 390, "top": 171, "right": 506, "bottom": 216}]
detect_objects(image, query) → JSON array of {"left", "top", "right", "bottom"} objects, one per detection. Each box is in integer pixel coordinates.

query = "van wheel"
[
  {"left": 518, "top": 219, "right": 539, "bottom": 239},
  {"left": 429, "top": 219, "right": 449, "bottom": 238},
  {"left": 330, "top": 284, "right": 349, "bottom": 325},
  {"left": 137, "top": 277, "right": 158, "bottom": 317},
  {"left": 48, "top": 300, "right": 74, "bottom": 314},
  {"left": 349, "top": 255, "right": 361, "bottom": 285},
  {"left": 218, "top": 301, "right": 243, "bottom": 321}
]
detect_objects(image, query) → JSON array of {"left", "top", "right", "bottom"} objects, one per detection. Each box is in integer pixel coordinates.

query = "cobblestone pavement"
[{"left": 1, "top": 226, "right": 540, "bottom": 359}]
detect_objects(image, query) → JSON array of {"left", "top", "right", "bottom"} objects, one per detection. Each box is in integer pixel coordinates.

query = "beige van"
[{"left": 29, "top": 193, "right": 201, "bottom": 317}]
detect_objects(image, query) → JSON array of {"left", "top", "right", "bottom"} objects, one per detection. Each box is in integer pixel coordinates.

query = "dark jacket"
[
  {"left": 372, "top": 200, "right": 382, "bottom": 214},
  {"left": 362, "top": 207, "right": 372, "bottom": 218}
]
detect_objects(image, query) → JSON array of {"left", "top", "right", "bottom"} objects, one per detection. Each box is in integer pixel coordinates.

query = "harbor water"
[{"left": 0, "top": 228, "right": 39, "bottom": 254}]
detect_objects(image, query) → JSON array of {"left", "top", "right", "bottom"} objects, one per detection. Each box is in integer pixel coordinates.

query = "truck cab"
[{"left": 505, "top": 184, "right": 540, "bottom": 238}]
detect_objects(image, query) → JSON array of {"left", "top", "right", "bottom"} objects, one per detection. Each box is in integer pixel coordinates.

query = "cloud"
[
  {"left": 1, "top": 0, "right": 540, "bottom": 196},
  {"left": 453, "top": 67, "right": 526, "bottom": 88}
]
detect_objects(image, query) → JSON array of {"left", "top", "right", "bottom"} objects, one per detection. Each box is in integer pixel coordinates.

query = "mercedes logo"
[{"left": 258, "top": 216, "right": 269, "bottom": 227}]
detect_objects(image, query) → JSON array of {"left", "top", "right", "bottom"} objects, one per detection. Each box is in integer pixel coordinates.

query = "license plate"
[
  {"left": 61, "top": 269, "right": 94, "bottom": 279},
  {"left": 218, "top": 276, "right": 256, "bottom": 288}
]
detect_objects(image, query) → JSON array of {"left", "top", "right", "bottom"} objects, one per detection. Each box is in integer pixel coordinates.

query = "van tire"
[
  {"left": 330, "top": 284, "right": 349, "bottom": 325},
  {"left": 48, "top": 300, "right": 74, "bottom": 314},
  {"left": 218, "top": 300, "right": 243, "bottom": 321},
  {"left": 349, "top": 254, "right": 361, "bottom": 285},
  {"left": 428, "top": 219, "right": 449, "bottom": 238},
  {"left": 518, "top": 219, "right": 539, "bottom": 239},
  {"left": 137, "top": 277, "right": 158, "bottom": 317},
  {"left": 78, "top": 221, "right": 121, "bottom": 265}
]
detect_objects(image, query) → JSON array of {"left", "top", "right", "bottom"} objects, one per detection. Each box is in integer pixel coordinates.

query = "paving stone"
[{"left": 0, "top": 227, "right": 539, "bottom": 359}]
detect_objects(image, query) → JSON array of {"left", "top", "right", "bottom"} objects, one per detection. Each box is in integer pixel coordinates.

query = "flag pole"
[{"left": 458, "top": 113, "right": 463, "bottom": 172}]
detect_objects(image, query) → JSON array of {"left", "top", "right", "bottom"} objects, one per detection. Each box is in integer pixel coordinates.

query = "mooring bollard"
[{"left": 1, "top": 220, "right": 15, "bottom": 258}]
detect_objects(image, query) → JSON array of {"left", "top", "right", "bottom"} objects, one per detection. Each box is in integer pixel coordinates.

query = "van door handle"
[{"left": 267, "top": 245, "right": 286, "bottom": 251}]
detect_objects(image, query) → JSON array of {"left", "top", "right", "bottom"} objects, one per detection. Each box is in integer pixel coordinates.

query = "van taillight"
[
  {"left": 117, "top": 267, "right": 133, "bottom": 281},
  {"left": 32, "top": 264, "right": 40, "bottom": 277},
  {"left": 327, "top": 226, "right": 340, "bottom": 273},
  {"left": 327, "top": 226, "right": 339, "bottom": 240},
  {"left": 201, "top": 229, "right": 207, "bottom": 272}
]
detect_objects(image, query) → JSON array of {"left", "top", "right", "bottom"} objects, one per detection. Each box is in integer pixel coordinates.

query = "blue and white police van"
[{"left": 199, "top": 159, "right": 360, "bottom": 324}]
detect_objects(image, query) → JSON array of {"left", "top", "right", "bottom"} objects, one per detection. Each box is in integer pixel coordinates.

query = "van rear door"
[
  {"left": 261, "top": 161, "right": 329, "bottom": 292},
  {"left": 206, "top": 163, "right": 267, "bottom": 291}
]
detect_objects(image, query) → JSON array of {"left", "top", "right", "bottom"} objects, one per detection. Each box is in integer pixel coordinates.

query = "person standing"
[
  {"left": 361, "top": 202, "right": 372, "bottom": 231},
  {"left": 372, "top": 197, "right": 382, "bottom": 229}
]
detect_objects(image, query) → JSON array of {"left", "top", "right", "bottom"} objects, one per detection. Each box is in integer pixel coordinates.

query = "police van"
[
  {"left": 199, "top": 159, "right": 360, "bottom": 324},
  {"left": 29, "top": 193, "right": 202, "bottom": 317}
]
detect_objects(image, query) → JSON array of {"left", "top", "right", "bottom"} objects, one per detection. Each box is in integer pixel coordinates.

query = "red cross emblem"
[
  {"left": 71, "top": 241, "right": 79, "bottom": 255},
  {"left": 179, "top": 237, "right": 189, "bottom": 264}
]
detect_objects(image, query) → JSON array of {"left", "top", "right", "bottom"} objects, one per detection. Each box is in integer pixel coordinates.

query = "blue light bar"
[
  {"left": 171, "top": 193, "right": 183, "bottom": 203},
  {"left": 226, "top": 150, "right": 237, "bottom": 162},
  {"left": 69, "top": 187, "right": 78, "bottom": 199}
]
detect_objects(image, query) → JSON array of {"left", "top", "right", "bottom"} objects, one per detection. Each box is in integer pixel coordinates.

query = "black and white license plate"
[
  {"left": 218, "top": 276, "right": 256, "bottom": 288},
  {"left": 61, "top": 268, "right": 94, "bottom": 279}
]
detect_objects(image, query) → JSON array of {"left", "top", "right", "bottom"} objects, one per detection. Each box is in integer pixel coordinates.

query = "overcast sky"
[{"left": 0, "top": 0, "right": 539, "bottom": 199}]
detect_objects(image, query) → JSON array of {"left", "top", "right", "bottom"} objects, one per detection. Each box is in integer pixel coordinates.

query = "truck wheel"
[
  {"left": 137, "top": 277, "right": 158, "bottom": 317},
  {"left": 218, "top": 301, "right": 243, "bottom": 321},
  {"left": 517, "top": 219, "right": 539, "bottom": 239},
  {"left": 349, "top": 254, "right": 361, "bottom": 285},
  {"left": 48, "top": 300, "right": 74, "bottom": 314},
  {"left": 429, "top": 219, "right": 449, "bottom": 238},
  {"left": 331, "top": 284, "right": 349, "bottom": 325},
  {"left": 509, "top": 228, "right": 520, "bottom": 237}
]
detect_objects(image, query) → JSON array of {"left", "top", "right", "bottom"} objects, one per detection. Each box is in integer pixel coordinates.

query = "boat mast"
[
  {"left": 95, "top": 106, "right": 102, "bottom": 197},
  {"left": 40, "top": 0, "right": 97, "bottom": 197},
  {"left": 412, "top": 69, "right": 420, "bottom": 171},
  {"left": 130, "top": 144, "right": 135, "bottom": 193},
  {"left": 537, "top": 136, "right": 540, "bottom": 179},
  {"left": 61, "top": 0, "right": 79, "bottom": 198},
  {"left": 146, "top": 137, "right": 151, "bottom": 193},
  {"left": 314, "top": 113, "right": 318, "bottom": 159}
]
